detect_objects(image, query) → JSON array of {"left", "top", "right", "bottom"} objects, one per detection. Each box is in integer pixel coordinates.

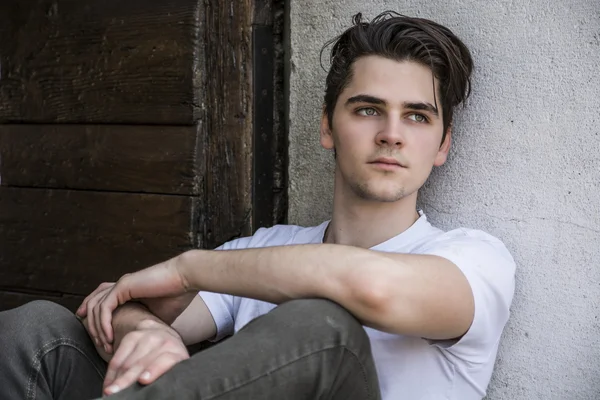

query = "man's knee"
[
  {"left": 1, "top": 300, "right": 85, "bottom": 342},
  {"left": 277, "top": 299, "right": 358, "bottom": 326},
  {"left": 16, "top": 300, "right": 73, "bottom": 323},
  {"left": 273, "top": 299, "right": 370, "bottom": 351},
  {"left": 20, "top": 299, "right": 70, "bottom": 315}
]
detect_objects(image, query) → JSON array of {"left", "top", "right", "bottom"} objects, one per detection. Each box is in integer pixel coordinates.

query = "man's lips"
[{"left": 369, "top": 157, "right": 406, "bottom": 168}]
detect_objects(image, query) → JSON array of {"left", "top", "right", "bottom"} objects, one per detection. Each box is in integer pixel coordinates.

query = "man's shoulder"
[
  {"left": 418, "top": 226, "right": 511, "bottom": 255},
  {"left": 416, "top": 225, "right": 516, "bottom": 291},
  {"left": 378, "top": 214, "right": 510, "bottom": 257},
  {"left": 217, "top": 221, "right": 328, "bottom": 250}
]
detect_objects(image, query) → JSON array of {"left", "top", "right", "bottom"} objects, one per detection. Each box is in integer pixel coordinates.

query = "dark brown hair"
[{"left": 321, "top": 11, "right": 474, "bottom": 142}]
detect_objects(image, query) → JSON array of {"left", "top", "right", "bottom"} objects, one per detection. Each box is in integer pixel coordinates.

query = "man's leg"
[
  {"left": 0, "top": 300, "right": 106, "bottom": 400},
  {"left": 106, "top": 299, "right": 381, "bottom": 400}
]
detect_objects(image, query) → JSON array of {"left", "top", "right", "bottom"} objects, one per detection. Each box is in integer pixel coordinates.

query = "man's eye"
[
  {"left": 357, "top": 108, "right": 378, "bottom": 116},
  {"left": 408, "top": 114, "right": 427, "bottom": 123}
]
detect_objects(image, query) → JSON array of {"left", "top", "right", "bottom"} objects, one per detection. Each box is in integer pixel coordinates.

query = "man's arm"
[
  {"left": 170, "top": 295, "right": 217, "bottom": 345},
  {"left": 83, "top": 301, "right": 202, "bottom": 395},
  {"left": 83, "top": 302, "right": 168, "bottom": 361},
  {"left": 79, "top": 281, "right": 217, "bottom": 349},
  {"left": 106, "top": 298, "right": 217, "bottom": 350},
  {"left": 178, "top": 244, "right": 474, "bottom": 340}
]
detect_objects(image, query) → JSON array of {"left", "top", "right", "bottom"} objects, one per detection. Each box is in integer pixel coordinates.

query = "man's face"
[{"left": 320, "top": 56, "right": 451, "bottom": 203}]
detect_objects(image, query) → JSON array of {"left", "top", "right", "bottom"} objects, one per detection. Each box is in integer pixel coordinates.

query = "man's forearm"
[
  {"left": 177, "top": 244, "right": 473, "bottom": 339},
  {"left": 179, "top": 245, "right": 389, "bottom": 329},
  {"left": 111, "top": 302, "right": 167, "bottom": 344},
  {"left": 95, "top": 302, "right": 171, "bottom": 360}
]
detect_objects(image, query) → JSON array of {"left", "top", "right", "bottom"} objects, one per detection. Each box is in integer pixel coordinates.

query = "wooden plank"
[
  {"left": 270, "top": 0, "right": 288, "bottom": 227},
  {"left": 253, "top": 0, "right": 274, "bottom": 25},
  {"left": 0, "top": 187, "right": 197, "bottom": 295},
  {"left": 0, "top": 289, "right": 84, "bottom": 313},
  {"left": 198, "top": 1, "right": 254, "bottom": 249},
  {"left": 0, "top": 0, "right": 202, "bottom": 124},
  {"left": 252, "top": 25, "right": 275, "bottom": 229},
  {"left": 0, "top": 125, "right": 200, "bottom": 195}
]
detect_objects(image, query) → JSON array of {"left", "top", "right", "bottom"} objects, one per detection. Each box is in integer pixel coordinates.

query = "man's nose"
[{"left": 375, "top": 118, "right": 405, "bottom": 147}]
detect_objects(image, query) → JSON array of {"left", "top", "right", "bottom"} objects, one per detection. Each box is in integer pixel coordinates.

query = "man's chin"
[
  {"left": 353, "top": 186, "right": 407, "bottom": 203},
  {"left": 369, "top": 194, "right": 406, "bottom": 203}
]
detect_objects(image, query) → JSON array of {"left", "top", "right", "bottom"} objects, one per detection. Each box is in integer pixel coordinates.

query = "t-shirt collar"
[{"left": 318, "top": 209, "right": 432, "bottom": 250}]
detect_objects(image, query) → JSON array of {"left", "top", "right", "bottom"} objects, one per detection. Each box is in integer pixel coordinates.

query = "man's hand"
[
  {"left": 102, "top": 320, "right": 189, "bottom": 396},
  {"left": 76, "top": 256, "right": 197, "bottom": 351},
  {"left": 78, "top": 300, "right": 197, "bottom": 395},
  {"left": 77, "top": 282, "right": 117, "bottom": 353},
  {"left": 80, "top": 317, "right": 113, "bottom": 362}
]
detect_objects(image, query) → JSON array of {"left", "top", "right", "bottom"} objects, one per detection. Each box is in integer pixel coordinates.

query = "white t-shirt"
[{"left": 199, "top": 211, "right": 516, "bottom": 400}]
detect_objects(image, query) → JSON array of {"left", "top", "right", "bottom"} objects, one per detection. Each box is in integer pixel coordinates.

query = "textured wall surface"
[{"left": 288, "top": 1, "right": 600, "bottom": 399}]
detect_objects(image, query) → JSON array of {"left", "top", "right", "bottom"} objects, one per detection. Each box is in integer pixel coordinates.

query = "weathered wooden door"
[{"left": 0, "top": 0, "right": 285, "bottom": 310}]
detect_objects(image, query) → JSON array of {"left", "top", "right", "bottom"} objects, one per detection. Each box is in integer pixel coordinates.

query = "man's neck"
[{"left": 324, "top": 184, "right": 420, "bottom": 249}]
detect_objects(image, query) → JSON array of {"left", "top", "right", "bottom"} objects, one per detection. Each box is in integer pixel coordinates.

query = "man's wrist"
[
  {"left": 112, "top": 303, "right": 162, "bottom": 343},
  {"left": 136, "top": 319, "right": 183, "bottom": 341},
  {"left": 176, "top": 249, "right": 213, "bottom": 291}
]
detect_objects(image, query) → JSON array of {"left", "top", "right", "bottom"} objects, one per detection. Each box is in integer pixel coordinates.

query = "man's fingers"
[
  {"left": 77, "top": 282, "right": 114, "bottom": 317},
  {"left": 104, "top": 333, "right": 138, "bottom": 389},
  {"left": 112, "top": 336, "right": 158, "bottom": 381},
  {"left": 91, "top": 288, "right": 113, "bottom": 349},
  {"left": 105, "top": 346, "right": 187, "bottom": 395},
  {"left": 96, "top": 291, "right": 111, "bottom": 347},
  {"left": 93, "top": 294, "right": 104, "bottom": 346},
  {"left": 103, "top": 324, "right": 189, "bottom": 395},
  {"left": 100, "top": 294, "right": 119, "bottom": 344},
  {"left": 138, "top": 351, "right": 189, "bottom": 385},
  {"left": 76, "top": 302, "right": 87, "bottom": 318},
  {"left": 104, "top": 363, "right": 146, "bottom": 396},
  {"left": 82, "top": 279, "right": 126, "bottom": 349},
  {"left": 85, "top": 295, "right": 101, "bottom": 346},
  {"left": 77, "top": 291, "right": 95, "bottom": 318},
  {"left": 100, "top": 278, "right": 132, "bottom": 344}
]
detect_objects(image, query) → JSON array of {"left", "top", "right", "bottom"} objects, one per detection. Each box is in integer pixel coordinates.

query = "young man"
[{"left": 0, "top": 11, "right": 515, "bottom": 400}]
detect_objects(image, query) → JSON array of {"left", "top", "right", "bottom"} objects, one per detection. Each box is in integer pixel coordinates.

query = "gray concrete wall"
[{"left": 288, "top": 1, "right": 600, "bottom": 399}]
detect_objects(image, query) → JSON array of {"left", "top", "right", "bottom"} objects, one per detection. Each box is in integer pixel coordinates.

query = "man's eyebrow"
[
  {"left": 345, "top": 94, "right": 387, "bottom": 106},
  {"left": 345, "top": 95, "right": 439, "bottom": 117},
  {"left": 404, "top": 102, "right": 439, "bottom": 116}
]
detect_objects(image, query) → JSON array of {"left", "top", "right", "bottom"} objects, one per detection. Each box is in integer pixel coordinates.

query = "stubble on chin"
[{"left": 350, "top": 179, "right": 406, "bottom": 203}]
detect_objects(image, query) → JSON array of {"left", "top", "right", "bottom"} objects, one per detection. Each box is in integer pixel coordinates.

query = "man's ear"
[
  {"left": 320, "top": 109, "right": 335, "bottom": 150},
  {"left": 433, "top": 126, "right": 452, "bottom": 167}
]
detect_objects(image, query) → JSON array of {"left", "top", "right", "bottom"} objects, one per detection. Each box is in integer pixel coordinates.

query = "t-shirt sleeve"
[
  {"left": 198, "top": 236, "right": 253, "bottom": 342},
  {"left": 199, "top": 290, "right": 238, "bottom": 342},
  {"left": 421, "top": 228, "right": 516, "bottom": 364},
  {"left": 196, "top": 225, "right": 306, "bottom": 341}
]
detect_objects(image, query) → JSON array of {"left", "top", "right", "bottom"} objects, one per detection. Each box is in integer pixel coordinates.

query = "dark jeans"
[{"left": 0, "top": 299, "right": 381, "bottom": 399}]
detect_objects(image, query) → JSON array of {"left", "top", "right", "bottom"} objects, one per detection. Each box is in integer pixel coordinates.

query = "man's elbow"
[
  {"left": 352, "top": 265, "right": 475, "bottom": 339},
  {"left": 347, "top": 260, "right": 406, "bottom": 329}
]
